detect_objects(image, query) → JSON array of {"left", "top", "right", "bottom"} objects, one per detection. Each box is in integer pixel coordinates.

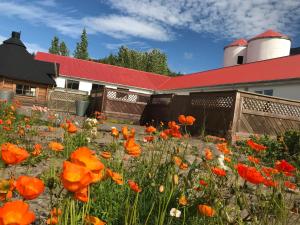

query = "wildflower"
[
  {"left": 159, "top": 185, "right": 164, "bottom": 193},
  {"left": 211, "top": 167, "right": 226, "bottom": 176},
  {"left": 205, "top": 148, "right": 213, "bottom": 160},
  {"left": 284, "top": 181, "right": 296, "bottom": 190},
  {"left": 199, "top": 180, "right": 208, "bottom": 186},
  {"left": 247, "top": 140, "right": 267, "bottom": 152},
  {"left": 262, "top": 167, "right": 279, "bottom": 177},
  {"left": 236, "top": 163, "right": 264, "bottom": 185},
  {"left": 122, "top": 126, "right": 135, "bottom": 140},
  {"left": 218, "top": 154, "right": 230, "bottom": 171},
  {"left": 179, "top": 195, "right": 188, "bottom": 206},
  {"left": 128, "top": 180, "right": 142, "bottom": 193},
  {"left": 263, "top": 179, "right": 278, "bottom": 188},
  {"left": 143, "top": 136, "right": 155, "bottom": 142},
  {"left": 173, "top": 156, "right": 182, "bottom": 166},
  {"left": 170, "top": 208, "right": 181, "bottom": 217},
  {"left": 173, "top": 174, "right": 179, "bottom": 185},
  {"left": 124, "top": 138, "right": 141, "bottom": 157},
  {"left": 75, "top": 186, "right": 89, "bottom": 202},
  {"left": 0, "top": 200, "right": 35, "bottom": 225},
  {"left": 248, "top": 156, "right": 260, "bottom": 164},
  {"left": 61, "top": 161, "right": 94, "bottom": 192},
  {"left": 32, "top": 143, "right": 42, "bottom": 156},
  {"left": 216, "top": 143, "right": 231, "bottom": 154},
  {"left": 100, "top": 151, "right": 111, "bottom": 159},
  {"left": 1, "top": 143, "right": 29, "bottom": 165},
  {"left": 145, "top": 126, "right": 156, "bottom": 133},
  {"left": 48, "top": 141, "right": 64, "bottom": 152},
  {"left": 106, "top": 169, "right": 123, "bottom": 185},
  {"left": 111, "top": 127, "right": 119, "bottom": 138},
  {"left": 178, "top": 115, "right": 196, "bottom": 125},
  {"left": 85, "top": 215, "right": 106, "bottom": 225},
  {"left": 198, "top": 204, "right": 215, "bottom": 217},
  {"left": 70, "top": 147, "right": 105, "bottom": 183},
  {"left": 224, "top": 157, "right": 231, "bottom": 163},
  {"left": 15, "top": 176, "right": 45, "bottom": 200},
  {"left": 0, "top": 178, "right": 15, "bottom": 201},
  {"left": 179, "top": 162, "right": 188, "bottom": 170},
  {"left": 275, "top": 160, "right": 296, "bottom": 174},
  {"left": 67, "top": 122, "right": 77, "bottom": 133},
  {"left": 167, "top": 121, "right": 182, "bottom": 138},
  {"left": 159, "top": 131, "right": 168, "bottom": 140},
  {"left": 47, "top": 208, "right": 62, "bottom": 225}
]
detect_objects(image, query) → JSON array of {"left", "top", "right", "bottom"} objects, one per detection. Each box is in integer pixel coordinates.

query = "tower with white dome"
[{"left": 223, "top": 39, "right": 247, "bottom": 67}]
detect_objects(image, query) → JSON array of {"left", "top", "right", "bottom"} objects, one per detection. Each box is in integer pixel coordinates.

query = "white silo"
[
  {"left": 224, "top": 39, "right": 247, "bottom": 67},
  {"left": 246, "top": 30, "right": 291, "bottom": 63}
]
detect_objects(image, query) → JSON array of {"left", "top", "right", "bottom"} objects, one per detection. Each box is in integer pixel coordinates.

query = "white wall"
[
  {"left": 246, "top": 38, "right": 291, "bottom": 63},
  {"left": 55, "top": 77, "right": 66, "bottom": 88},
  {"left": 224, "top": 46, "right": 247, "bottom": 67},
  {"left": 79, "top": 80, "right": 92, "bottom": 94}
]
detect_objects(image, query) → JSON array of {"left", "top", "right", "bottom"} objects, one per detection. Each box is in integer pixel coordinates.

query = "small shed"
[{"left": 0, "top": 31, "right": 57, "bottom": 105}]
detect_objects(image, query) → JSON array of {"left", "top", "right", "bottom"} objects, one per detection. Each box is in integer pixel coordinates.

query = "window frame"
[
  {"left": 15, "top": 84, "right": 36, "bottom": 97},
  {"left": 65, "top": 79, "right": 79, "bottom": 90}
]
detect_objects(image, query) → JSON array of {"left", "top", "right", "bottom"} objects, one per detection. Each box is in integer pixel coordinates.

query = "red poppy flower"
[
  {"left": 247, "top": 140, "right": 267, "bottom": 152},
  {"left": 275, "top": 160, "right": 296, "bottom": 173},
  {"left": 211, "top": 167, "right": 226, "bottom": 176},
  {"left": 128, "top": 180, "right": 142, "bottom": 193},
  {"left": 236, "top": 163, "right": 264, "bottom": 185}
]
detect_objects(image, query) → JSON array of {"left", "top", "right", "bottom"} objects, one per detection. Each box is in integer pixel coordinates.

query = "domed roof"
[
  {"left": 249, "top": 29, "right": 290, "bottom": 41},
  {"left": 224, "top": 39, "right": 247, "bottom": 49}
]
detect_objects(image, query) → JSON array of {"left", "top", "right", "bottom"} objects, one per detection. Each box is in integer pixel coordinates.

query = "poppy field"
[{"left": 0, "top": 100, "right": 299, "bottom": 225}]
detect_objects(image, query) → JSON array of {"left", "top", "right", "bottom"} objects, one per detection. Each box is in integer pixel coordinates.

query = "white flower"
[
  {"left": 86, "top": 137, "right": 91, "bottom": 143},
  {"left": 170, "top": 208, "right": 181, "bottom": 218},
  {"left": 218, "top": 154, "right": 230, "bottom": 171}
]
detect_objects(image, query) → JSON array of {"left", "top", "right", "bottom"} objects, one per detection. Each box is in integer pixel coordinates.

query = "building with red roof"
[{"left": 34, "top": 29, "right": 300, "bottom": 101}]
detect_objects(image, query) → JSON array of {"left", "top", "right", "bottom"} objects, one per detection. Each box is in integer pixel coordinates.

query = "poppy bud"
[
  {"left": 173, "top": 174, "right": 179, "bottom": 185},
  {"left": 159, "top": 185, "right": 164, "bottom": 193}
]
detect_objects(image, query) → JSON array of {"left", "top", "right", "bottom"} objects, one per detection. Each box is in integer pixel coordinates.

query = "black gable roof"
[{"left": 0, "top": 31, "right": 56, "bottom": 85}]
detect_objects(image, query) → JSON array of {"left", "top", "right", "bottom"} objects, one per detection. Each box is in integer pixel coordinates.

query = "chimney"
[{"left": 11, "top": 31, "right": 21, "bottom": 39}]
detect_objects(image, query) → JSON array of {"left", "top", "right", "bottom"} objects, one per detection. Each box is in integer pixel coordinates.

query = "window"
[
  {"left": 116, "top": 87, "right": 129, "bottom": 99},
  {"left": 92, "top": 84, "right": 104, "bottom": 90},
  {"left": 237, "top": 56, "right": 244, "bottom": 64},
  {"left": 65, "top": 79, "right": 79, "bottom": 90},
  {"left": 254, "top": 89, "right": 273, "bottom": 96},
  {"left": 16, "top": 84, "right": 36, "bottom": 96}
]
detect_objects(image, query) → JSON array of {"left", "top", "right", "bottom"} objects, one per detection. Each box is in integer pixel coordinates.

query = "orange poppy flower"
[
  {"left": 100, "top": 151, "right": 112, "bottom": 159},
  {"left": 263, "top": 179, "right": 278, "bottom": 188},
  {"left": 122, "top": 126, "right": 135, "bottom": 140},
  {"left": 0, "top": 178, "right": 15, "bottom": 201},
  {"left": 15, "top": 176, "right": 45, "bottom": 200},
  {"left": 124, "top": 138, "right": 141, "bottom": 157},
  {"left": 205, "top": 148, "right": 213, "bottom": 160},
  {"left": 128, "top": 180, "right": 142, "bottom": 193},
  {"left": 173, "top": 156, "right": 182, "bottom": 166},
  {"left": 275, "top": 160, "right": 296, "bottom": 173},
  {"left": 198, "top": 204, "right": 215, "bottom": 217},
  {"left": 179, "top": 162, "right": 188, "bottom": 170},
  {"left": 236, "top": 163, "right": 264, "bottom": 185},
  {"left": 48, "top": 142, "right": 64, "bottom": 152},
  {"left": 211, "top": 167, "right": 226, "bottom": 176},
  {"left": 284, "top": 181, "right": 296, "bottom": 190},
  {"left": 47, "top": 208, "right": 62, "bottom": 225},
  {"left": 111, "top": 127, "right": 119, "bottom": 138},
  {"left": 224, "top": 157, "right": 231, "bottom": 163},
  {"left": 1, "top": 143, "right": 29, "bottom": 165},
  {"left": 159, "top": 131, "right": 168, "bottom": 140},
  {"left": 178, "top": 115, "right": 196, "bottom": 125},
  {"left": 50, "top": 208, "right": 62, "bottom": 217},
  {"left": 216, "top": 143, "right": 231, "bottom": 154},
  {"left": 47, "top": 217, "right": 58, "bottom": 225},
  {"left": 70, "top": 147, "right": 105, "bottom": 183},
  {"left": 61, "top": 161, "right": 94, "bottom": 192},
  {"left": 0, "top": 200, "right": 35, "bottom": 225},
  {"left": 75, "top": 187, "right": 89, "bottom": 202},
  {"left": 261, "top": 167, "right": 279, "bottom": 177},
  {"left": 179, "top": 195, "right": 188, "bottom": 206},
  {"left": 247, "top": 140, "right": 267, "bottom": 152},
  {"left": 248, "top": 156, "right": 260, "bottom": 164},
  {"left": 67, "top": 122, "right": 77, "bottom": 133},
  {"left": 85, "top": 215, "right": 106, "bottom": 225},
  {"left": 32, "top": 143, "right": 42, "bottom": 156},
  {"left": 143, "top": 136, "right": 155, "bottom": 142},
  {"left": 145, "top": 126, "right": 156, "bottom": 133},
  {"left": 106, "top": 169, "right": 123, "bottom": 185}
]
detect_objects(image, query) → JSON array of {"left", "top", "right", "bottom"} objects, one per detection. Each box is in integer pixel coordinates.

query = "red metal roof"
[
  {"left": 158, "top": 54, "right": 300, "bottom": 90},
  {"left": 224, "top": 39, "right": 247, "bottom": 49},
  {"left": 36, "top": 52, "right": 300, "bottom": 92},
  {"left": 35, "top": 52, "right": 171, "bottom": 90},
  {"left": 249, "top": 29, "right": 290, "bottom": 41}
]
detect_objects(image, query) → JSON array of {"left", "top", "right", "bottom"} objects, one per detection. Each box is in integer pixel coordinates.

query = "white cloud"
[
  {"left": 107, "top": 0, "right": 300, "bottom": 40},
  {"left": 0, "top": 34, "right": 47, "bottom": 53},
  {"left": 183, "top": 52, "right": 193, "bottom": 60}
]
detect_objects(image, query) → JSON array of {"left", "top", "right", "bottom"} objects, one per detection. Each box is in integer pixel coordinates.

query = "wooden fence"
[
  {"left": 142, "top": 90, "right": 300, "bottom": 140},
  {"left": 48, "top": 87, "right": 89, "bottom": 114},
  {"left": 89, "top": 88, "right": 151, "bottom": 123}
]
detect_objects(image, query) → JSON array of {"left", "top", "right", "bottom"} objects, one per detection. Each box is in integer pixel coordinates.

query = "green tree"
[
  {"left": 49, "top": 36, "right": 60, "bottom": 54},
  {"left": 74, "top": 28, "right": 89, "bottom": 60},
  {"left": 59, "top": 41, "right": 69, "bottom": 56}
]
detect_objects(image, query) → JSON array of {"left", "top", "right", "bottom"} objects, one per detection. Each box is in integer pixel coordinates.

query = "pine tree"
[
  {"left": 59, "top": 41, "right": 69, "bottom": 56},
  {"left": 49, "top": 36, "right": 60, "bottom": 54},
  {"left": 74, "top": 28, "right": 89, "bottom": 60}
]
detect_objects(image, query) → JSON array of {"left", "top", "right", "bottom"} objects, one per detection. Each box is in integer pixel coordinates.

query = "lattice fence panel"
[
  {"left": 242, "top": 97, "right": 300, "bottom": 117},
  {"left": 107, "top": 90, "right": 138, "bottom": 103},
  {"left": 191, "top": 95, "right": 235, "bottom": 109}
]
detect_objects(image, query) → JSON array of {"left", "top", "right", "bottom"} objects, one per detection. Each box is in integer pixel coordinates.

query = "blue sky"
[{"left": 0, "top": 0, "right": 300, "bottom": 74}]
